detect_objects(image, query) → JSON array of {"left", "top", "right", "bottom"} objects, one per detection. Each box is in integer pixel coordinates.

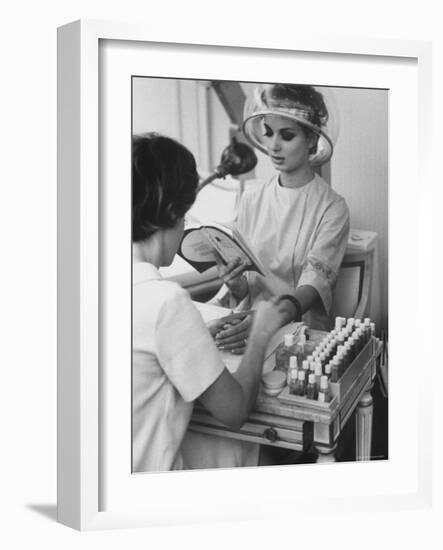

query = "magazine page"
[
  {"left": 179, "top": 227, "right": 219, "bottom": 264},
  {"left": 179, "top": 222, "right": 265, "bottom": 275}
]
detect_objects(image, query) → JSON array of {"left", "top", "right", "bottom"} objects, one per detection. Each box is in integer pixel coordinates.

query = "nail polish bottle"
[
  {"left": 347, "top": 317, "right": 355, "bottom": 331},
  {"left": 306, "top": 373, "right": 318, "bottom": 400},
  {"left": 287, "top": 355, "right": 299, "bottom": 385},
  {"left": 293, "top": 370, "right": 306, "bottom": 396},
  {"left": 336, "top": 331, "right": 346, "bottom": 347},
  {"left": 314, "top": 362, "right": 323, "bottom": 387},
  {"left": 318, "top": 375, "right": 331, "bottom": 403},
  {"left": 345, "top": 340, "right": 354, "bottom": 363},
  {"left": 335, "top": 317, "right": 345, "bottom": 331},
  {"left": 341, "top": 346, "right": 350, "bottom": 372},
  {"left": 362, "top": 321, "right": 371, "bottom": 344},
  {"left": 330, "top": 357, "right": 341, "bottom": 383},
  {"left": 302, "top": 359, "right": 310, "bottom": 378},
  {"left": 324, "top": 362, "right": 332, "bottom": 380},
  {"left": 319, "top": 351, "right": 327, "bottom": 368},
  {"left": 275, "top": 333, "right": 297, "bottom": 373},
  {"left": 309, "top": 360, "right": 317, "bottom": 375},
  {"left": 289, "top": 366, "right": 298, "bottom": 395},
  {"left": 294, "top": 333, "right": 307, "bottom": 368}
]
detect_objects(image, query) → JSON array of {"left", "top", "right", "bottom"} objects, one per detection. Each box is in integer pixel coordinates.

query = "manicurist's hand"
[
  {"left": 200, "top": 298, "right": 288, "bottom": 430},
  {"left": 215, "top": 254, "right": 249, "bottom": 302},
  {"left": 249, "top": 297, "right": 287, "bottom": 342}
]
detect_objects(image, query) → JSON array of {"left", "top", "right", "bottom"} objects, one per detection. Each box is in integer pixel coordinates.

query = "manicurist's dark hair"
[{"left": 132, "top": 133, "right": 199, "bottom": 242}]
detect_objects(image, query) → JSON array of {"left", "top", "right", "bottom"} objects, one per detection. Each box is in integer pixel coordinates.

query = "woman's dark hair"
[
  {"left": 262, "top": 84, "right": 328, "bottom": 154},
  {"left": 132, "top": 133, "right": 199, "bottom": 242}
]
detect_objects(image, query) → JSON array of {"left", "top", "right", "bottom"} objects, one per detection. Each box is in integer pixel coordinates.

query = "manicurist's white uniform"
[{"left": 132, "top": 262, "right": 225, "bottom": 472}]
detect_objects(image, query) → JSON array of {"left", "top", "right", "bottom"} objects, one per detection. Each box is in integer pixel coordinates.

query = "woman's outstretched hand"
[
  {"left": 214, "top": 312, "right": 253, "bottom": 355},
  {"left": 214, "top": 297, "right": 286, "bottom": 355}
]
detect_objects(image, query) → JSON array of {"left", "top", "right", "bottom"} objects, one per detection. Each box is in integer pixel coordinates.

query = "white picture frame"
[{"left": 57, "top": 19, "right": 433, "bottom": 531}]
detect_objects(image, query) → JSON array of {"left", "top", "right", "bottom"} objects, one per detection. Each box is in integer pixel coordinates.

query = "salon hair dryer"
[{"left": 197, "top": 137, "right": 258, "bottom": 193}]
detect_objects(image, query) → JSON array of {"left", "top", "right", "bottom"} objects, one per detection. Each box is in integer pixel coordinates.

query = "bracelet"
[{"left": 277, "top": 294, "right": 303, "bottom": 322}]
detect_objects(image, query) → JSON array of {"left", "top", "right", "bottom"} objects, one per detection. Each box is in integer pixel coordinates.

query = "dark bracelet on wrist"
[{"left": 277, "top": 294, "right": 303, "bottom": 322}]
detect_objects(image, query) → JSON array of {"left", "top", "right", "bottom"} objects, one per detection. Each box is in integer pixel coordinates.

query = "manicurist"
[{"left": 132, "top": 133, "right": 286, "bottom": 472}]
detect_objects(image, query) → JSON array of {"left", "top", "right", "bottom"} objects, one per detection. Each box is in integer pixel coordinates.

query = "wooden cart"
[{"left": 190, "top": 332, "right": 382, "bottom": 463}]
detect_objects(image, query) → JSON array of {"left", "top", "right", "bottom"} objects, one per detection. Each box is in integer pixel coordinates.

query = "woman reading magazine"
[{"left": 213, "top": 83, "right": 350, "bottom": 354}]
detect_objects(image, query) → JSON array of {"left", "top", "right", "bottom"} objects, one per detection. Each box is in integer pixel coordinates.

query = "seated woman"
[
  {"left": 214, "top": 83, "right": 350, "bottom": 354},
  {"left": 132, "top": 133, "right": 286, "bottom": 472}
]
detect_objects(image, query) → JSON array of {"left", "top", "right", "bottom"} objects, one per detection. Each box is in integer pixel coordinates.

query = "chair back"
[{"left": 330, "top": 249, "right": 374, "bottom": 320}]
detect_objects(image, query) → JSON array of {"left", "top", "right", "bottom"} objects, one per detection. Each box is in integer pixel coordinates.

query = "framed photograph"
[{"left": 57, "top": 19, "right": 432, "bottom": 530}]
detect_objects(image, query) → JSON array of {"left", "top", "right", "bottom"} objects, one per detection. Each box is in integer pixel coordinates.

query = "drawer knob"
[{"left": 263, "top": 427, "right": 278, "bottom": 442}]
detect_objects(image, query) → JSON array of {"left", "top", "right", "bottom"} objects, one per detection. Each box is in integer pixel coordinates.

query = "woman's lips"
[{"left": 271, "top": 155, "right": 285, "bottom": 163}]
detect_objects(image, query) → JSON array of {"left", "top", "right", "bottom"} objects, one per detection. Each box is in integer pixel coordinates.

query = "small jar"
[{"left": 262, "top": 370, "right": 286, "bottom": 397}]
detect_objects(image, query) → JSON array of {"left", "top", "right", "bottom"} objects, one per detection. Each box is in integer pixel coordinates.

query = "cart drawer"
[{"left": 189, "top": 408, "right": 311, "bottom": 451}]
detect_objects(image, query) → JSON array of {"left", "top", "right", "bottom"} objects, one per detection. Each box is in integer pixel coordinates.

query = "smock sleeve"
[
  {"left": 155, "top": 285, "right": 225, "bottom": 402},
  {"left": 297, "top": 198, "right": 350, "bottom": 313}
]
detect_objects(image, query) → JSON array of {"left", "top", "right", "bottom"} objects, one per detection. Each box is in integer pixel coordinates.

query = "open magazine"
[{"left": 178, "top": 221, "right": 265, "bottom": 275}]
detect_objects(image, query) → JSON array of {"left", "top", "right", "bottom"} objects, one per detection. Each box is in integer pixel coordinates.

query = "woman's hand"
[
  {"left": 214, "top": 297, "right": 287, "bottom": 355},
  {"left": 207, "top": 318, "right": 226, "bottom": 338},
  {"left": 215, "top": 313, "right": 253, "bottom": 355},
  {"left": 215, "top": 255, "right": 249, "bottom": 301}
]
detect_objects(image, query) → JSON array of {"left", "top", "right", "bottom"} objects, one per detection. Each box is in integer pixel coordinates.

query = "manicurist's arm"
[{"left": 199, "top": 298, "right": 286, "bottom": 430}]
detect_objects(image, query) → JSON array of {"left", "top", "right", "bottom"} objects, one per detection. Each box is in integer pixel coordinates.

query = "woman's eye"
[
  {"left": 263, "top": 127, "right": 273, "bottom": 137},
  {"left": 281, "top": 131, "right": 296, "bottom": 141}
]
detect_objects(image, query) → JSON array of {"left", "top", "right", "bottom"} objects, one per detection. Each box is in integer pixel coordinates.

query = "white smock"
[
  {"left": 235, "top": 173, "right": 350, "bottom": 330},
  {"left": 132, "top": 262, "right": 225, "bottom": 472}
]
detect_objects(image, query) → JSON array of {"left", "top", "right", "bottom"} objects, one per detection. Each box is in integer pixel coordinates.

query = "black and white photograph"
[
  {"left": 131, "top": 77, "right": 388, "bottom": 473},
  {"left": 3, "top": 0, "right": 437, "bottom": 542}
]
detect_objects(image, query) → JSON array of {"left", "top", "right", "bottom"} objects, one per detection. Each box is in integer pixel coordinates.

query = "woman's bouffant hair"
[
  {"left": 262, "top": 83, "right": 328, "bottom": 128},
  {"left": 132, "top": 133, "right": 199, "bottom": 242},
  {"left": 262, "top": 84, "right": 328, "bottom": 154}
]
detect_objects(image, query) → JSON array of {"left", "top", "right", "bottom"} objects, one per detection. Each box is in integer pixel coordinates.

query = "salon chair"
[{"left": 330, "top": 230, "right": 377, "bottom": 320}]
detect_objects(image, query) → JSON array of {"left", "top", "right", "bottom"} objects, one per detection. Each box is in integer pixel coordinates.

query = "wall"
[
  {"left": 133, "top": 77, "right": 212, "bottom": 173},
  {"left": 330, "top": 87, "right": 389, "bottom": 329}
]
